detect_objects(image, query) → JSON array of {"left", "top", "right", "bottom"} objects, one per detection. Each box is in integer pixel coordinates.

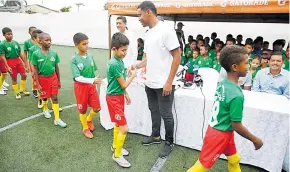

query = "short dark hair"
[
  {"left": 252, "top": 55, "right": 261, "bottom": 62},
  {"left": 237, "top": 34, "right": 243, "bottom": 38},
  {"left": 271, "top": 51, "right": 283, "bottom": 58},
  {"left": 256, "top": 36, "right": 263, "bottom": 41},
  {"left": 137, "top": 1, "right": 157, "bottom": 16},
  {"left": 216, "top": 40, "right": 223, "bottom": 45},
  {"left": 73, "top": 33, "right": 89, "bottom": 45},
  {"left": 2, "top": 27, "right": 12, "bottom": 35},
  {"left": 201, "top": 44, "right": 210, "bottom": 51},
  {"left": 117, "top": 16, "right": 127, "bottom": 24},
  {"left": 190, "top": 39, "right": 197, "bottom": 44},
  {"left": 137, "top": 38, "right": 144, "bottom": 44},
  {"left": 263, "top": 41, "right": 269, "bottom": 45},
  {"left": 226, "top": 38, "right": 235, "bottom": 44},
  {"left": 226, "top": 34, "right": 233, "bottom": 38},
  {"left": 254, "top": 39, "right": 263, "bottom": 44},
  {"left": 111, "top": 32, "right": 129, "bottom": 49},
  {"left": 211, "top": 32, "right": 217, "bottom": 37},
  {"left": 32, "top": 29, "right": 43, "bottom": 39},
  {"left": 193, "top": 48, "right": 200, "bottom": 52},
  {"left": 220, "top": 45, "right": 247, "bottom": 72},
  {"left": 245, "top": 43, "right": 253, "bottom": 48},
  {"left": 29, "top": 26, "right": 36, "bottom": 32}
]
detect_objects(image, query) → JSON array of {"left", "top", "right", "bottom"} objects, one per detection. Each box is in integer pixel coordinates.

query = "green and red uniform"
[
  {"left": 28, "top": 44, "right": 41, "bottom": 89},
  {"left": 24, "top": 39, "right": 35, "bottom": 53},
  {"left": 31, "top": 49, "right": 60, "bottom": 99},
  {"left": 106, "top": 56, "right": 127, "bottom": 126},
  {"left": 185, "top": 57, "right": 196, "bottom": 81},
  {"left": 0, "top": 40, "right": 25, "bottom": 77},
  {"left": 71, "top": 53, "right": 100, "bottom": 113},
  {"left": 195, "top": 55, "right": 213, "bottom": 68},
  {"left": 199, "top": 79, "right": 243, "bottom": 168}
]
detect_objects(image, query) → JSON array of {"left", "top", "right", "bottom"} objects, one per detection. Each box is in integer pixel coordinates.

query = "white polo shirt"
[
  {"left": 144, "top": 21, "right": 180, "bottom": 89},
  {"left": 121, "top": 30, "right": 138, "bottom": 68}
]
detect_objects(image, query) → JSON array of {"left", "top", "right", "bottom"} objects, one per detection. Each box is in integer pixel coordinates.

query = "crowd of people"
[{"left": 0, "top": 0, "right": 287, "bottom": 171}]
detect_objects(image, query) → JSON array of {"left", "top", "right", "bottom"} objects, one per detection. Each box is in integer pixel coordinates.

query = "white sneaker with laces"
[
  {"left": 54, "top": 119, "right": 67, "bottom": 128},
  {"left": 3, "top": 81, "right": 9, "bottom": 87},
  {"left": 111, "top": 146, "right": 129, "bottom": 156},
  {"left": 43, "top": 111, "right": 52, "bottom": 119},
  {"left": 2, "top": 86, "right": 8, "bottom": 91},
  {"left": 0, "top": 89, "right": 6, "bottom": 95},
  {"left": 112, "top": 154, "right": 131, "bottom": 168},
  {"left": 16, "top": 93, "right": 21, "bottom": 100}
]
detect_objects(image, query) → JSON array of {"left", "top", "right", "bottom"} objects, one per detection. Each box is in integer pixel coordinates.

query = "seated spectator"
[
  {"left": 197, "top": 39, "right": 204, "bottom": 49},
  {"left": 137, "top": 38, "right": 144, "bottom": 60},
  {"left": 226, "top": 34, "right": 233, "bottom": 40},
  {"left": 245, "top": 38, "right": 253, "bottom": 45},
  {"left": 262, "top": 49, "right": 272, "bottom": 60},
  {"left": 212, "top": 51, "right": 221, "bottom": 72},
  {"left": 183, "top": 40, "right": 197, "bottom": 62},
  {"left": 245, "top": 43, "right": 255, "bottom": 62},
  {"left": 236, "top": 34, "right": 244, "bottom": 46},
  {"left": 283, "top": 46, "right": 289, "bottom": 71},
  {"left": 256, "top": 52, "right": 270, "bottom": 71},
  {"left": 184, "top": 35, "right": 194, "bottom": 53},
  {"left": 185, "top": 49, "right": 199, "bottom": 81},
  {"left": 252, "top": 52, "right": 289, "bottom": 99},
  {"left": 204, "top": 37, "right": 210, "bottom": 45},
  {"left": 226, "top": 38, "right": 235, "bottom": 47},
  {"left": 263, "top": 41, "right": 269, "bottom": 50},
  {"left": 196, "top": 34, "right": 203, "bottom": 40},
  {"left": 252, "top": 39, "right": 263, "bottom": 55},
  {"left": 209, "top": 40, "right": 223, "bottom": 62},
  {"left": 273, "top": 39, "right": 283, "bottom": 53},
  {"left": 249, "top": 55, "right": 261, "bottom": 83},
  {"left": 195, "top": 45, "right": 213, "bottom": 68}
]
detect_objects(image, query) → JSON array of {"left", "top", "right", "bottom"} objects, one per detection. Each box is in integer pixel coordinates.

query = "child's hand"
[
  {"left": 125, "top": 92, "right": 131, "bottom": 105},
  {"left": 93, "top": 78, "right": 102, "bottom": 85},
  {"left": 253, "top": 137, "right": 263, "bottom": 150}
]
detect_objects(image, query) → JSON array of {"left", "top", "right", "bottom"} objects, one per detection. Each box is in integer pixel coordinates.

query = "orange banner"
[{"left": 108, "top": 0, "right": 289, "bottom": 15}]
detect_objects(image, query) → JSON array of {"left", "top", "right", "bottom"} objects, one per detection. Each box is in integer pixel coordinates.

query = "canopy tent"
[{"left": 107, "top": 0, "right": 289, "bottom": 56}]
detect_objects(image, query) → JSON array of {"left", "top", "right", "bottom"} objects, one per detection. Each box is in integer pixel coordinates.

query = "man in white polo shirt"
[{"left": 136, "top": 1, "right": 181, "bottom": 158}]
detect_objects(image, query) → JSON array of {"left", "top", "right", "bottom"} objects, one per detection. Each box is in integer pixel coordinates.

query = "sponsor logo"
[
  {"left": 7, "top": 47, "right": 11, "bottom": 51},
  {"left": 50, "top": 56, "right": 55, "bottom": 62},
  {"left": 115, "top": 114, "right": 121, "bottom": 121},
  {"left": 77, "top": 63, "right": 84, "bottom": 70},
  {"left": 37, "top": 59, "right": 44, "bottom": 62},
  {"left": 278, "top": 0, "right": 286, "bottom": 6},
  {"left": 78, "top": 104, "right": 83, "bottom": 110}
]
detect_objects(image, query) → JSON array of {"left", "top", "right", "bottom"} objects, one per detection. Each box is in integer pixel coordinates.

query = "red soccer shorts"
[
  {"left": 74, "top": 81, "right": 101, "bottom": 113},
  {"left": 38, "top": 73, "right": 58, "bottom": 99},
  {"left": 199, "top": 126, "right": 237, "bottom": 169},
  {"left": 29, "top": 64, "right": 37, "bottom": 90},
  {"left": 0, "top": 58, "right": 7, "bottom": 73},
  {"left": 185, "top": 72, "right": 194, "bottom": 81},
  {"left": 106, "top": 94, "right": 127, "bottom": 126},
  {"left": 7, "top": 58, "right": 26, "bottom": 78}
]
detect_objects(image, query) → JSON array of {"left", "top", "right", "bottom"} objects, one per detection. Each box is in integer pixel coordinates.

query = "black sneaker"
[
  {"left": 159, "top": 141, "right": 174, "bottom": 158},
  {"left": 142, "top": 136, "right": 161, "bottom": 145},
  {"left": 32, "top": 90, "right": 38, "bottom": 98}
]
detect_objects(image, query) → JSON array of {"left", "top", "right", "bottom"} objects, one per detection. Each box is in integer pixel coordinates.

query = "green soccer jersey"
[
  {"left": 0, "top": 40, "right": 21, "bottom": 59},
  {"left": 208, "top": 49, "right": 217, "bottom": 62},
  {"left": 107, "top": 56, "right": 126, "bottom": 95},
  {"left": 24, "top": 39, "right": 35, "bottom": 52},
  {"left": 31, "top": 49, "right": 60, "bottom": 76},
  {"left": 196, "top": 55, "right": 213, "bottom": 68},
  {"left": 209, "top": 79, "right": 244, "bottom": 131},
  {"left": 185, "top": 48, "right": 193, "bottom": 59},
  {"left": 28, "top": 44, "right": 41, "bottom": 61},
  {"left": 137, "top": 47, "right": 144, "bottom": 61},
  {"left": 283, "top": 55, "right": 289, "bottom": 71},
  {"left": 212, "top": 61, "right": 221, "bottom": 73},
  {"left": 180, "top": 55, "right": 188, "bottom": 66},
  {"left": 186, "top": 58, "right": 197, "bottom": 74},
  {"left": 71, "top": 53, "right": 97, "bottom": 79}
]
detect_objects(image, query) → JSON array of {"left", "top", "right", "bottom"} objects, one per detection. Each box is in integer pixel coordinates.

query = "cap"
[{"left": 177, "top": 22, "right": 184, "bottom": 26}]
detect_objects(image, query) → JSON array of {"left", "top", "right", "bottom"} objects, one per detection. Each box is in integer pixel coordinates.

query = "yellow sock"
[
  {"left": 12, "top": 84, "right": 19, "bottom": 94},
  {"left": 113, "top": 126, "right": 120, "bottom": 149},
  {"left": 187, "top": 160, "right": 208, "bottom": 172},
  {"left": 43, "top": 100, "right": 48, "bottom": 111},
  {"left": 20, "top": 80, "right": 26, "bottom": 92},
  {"left": 227, "top": 153, "right": 241, "bottom": 172},
  {"left": 52, "top": 104, "right": 60, "bottom": 120},
  {"left": 114, "top": 133, "right": 126, "bottom": 158},
  {"left": 50, "top": 98, "right": 53, "bottom": 105},
  {"left": 0, "top": 73, "right": 7, "bottom": 88},
  {"left": 87, "top": 109, "right": 97, "bottom": 122},
  {"left": 80, "top": 114, "right": 88, "bottom": 130}
]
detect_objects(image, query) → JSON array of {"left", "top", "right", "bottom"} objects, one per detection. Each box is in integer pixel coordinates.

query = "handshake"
[{"left": 127, "top": 65, "right": 137, "bottom": 78}]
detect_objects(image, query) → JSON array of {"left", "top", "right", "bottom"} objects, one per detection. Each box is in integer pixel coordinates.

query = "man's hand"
[
  {"left": 252, "top": 137, "right": 263, "bottom": 150},
  {"left": 162, "top": 81, "right": 172, "bottom": 96},
  {"left": 93, "top": 78, "right": 102, "bottom": 85},
  {"left": 125, "top": 92, "right": 131, "bottom": 105}
]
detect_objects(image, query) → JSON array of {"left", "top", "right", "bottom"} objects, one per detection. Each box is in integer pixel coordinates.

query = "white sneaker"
[
  {"left": 16, "top": 93, "right": 21, "bottom": 100},
  {"left": 3, "top": 81, "right": 9, "bottom": 87},
  {"left": 59, "top": 107, "right": 63, "bottom": 112},
  {"left": 2, "top": 86, "right": 8, "bottom": 91},
  {"left": 0, "top": 89, "right": 6, "bottom": 95},
  {"left": 38, "top": 100, "right": 43, "bottom": 109},
  {"left": 43, "top": 111, "right": 52, "bottom": 119},
  {"left": 54, "top": 119, "right": 67, "bottom": 128},
  {"left": 112, "top": 154, "right": 131, "bottom": 168},
  {"left": 111, "top": 146, "right": 129, "bottom": 156}
]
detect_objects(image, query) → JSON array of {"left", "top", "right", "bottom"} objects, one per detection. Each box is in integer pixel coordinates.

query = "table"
[{"left": 99, "top": 79, "right": 290, "bottom": 172}]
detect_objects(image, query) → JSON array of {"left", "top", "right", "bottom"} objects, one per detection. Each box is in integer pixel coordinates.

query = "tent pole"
[{"left": 108, "top": 14, "right": 112, "bottom": 59}]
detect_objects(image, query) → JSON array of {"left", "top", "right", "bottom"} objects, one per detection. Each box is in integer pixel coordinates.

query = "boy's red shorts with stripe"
[
  {"left": 7, "top": 58, "right": 26, "bottom": 78},
  {"left": 106, "top": 94, "right": 127, "bottom": 126},
  {"left": 0, "top": 58, "right": 8, "bottom": 73},
  {"left": 38, "top": 73, "right": 58, "bottom": 99},
  {"left": 74, "top": 81, "right": 101, "bottom": 113},
  {"left": 199, "top": 126, "right": 237, "bottom": 169}
]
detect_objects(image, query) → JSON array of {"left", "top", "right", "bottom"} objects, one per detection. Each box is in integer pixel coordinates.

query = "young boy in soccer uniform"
[
  {"left": 245, "top": 44, "right": 255, "bottom": 63},
  {"left": 31, "top": 33, "right": 66, "bottom": 128},
  {"left": 187, "top": 46, "right": 263, "bottom": 172},
  {"left": 212, "top": 51, "right": 221, "bottom": 73},
  {"left": 195, "top": 45, "right": 213, "bottom": 69},
  {"left": 71, "top": 33, "right": 102, "bottom": 138},
  {"left": 24, "top": 26, "right": 37, "bottom": 97},
  {"left": 0, "top": 27, "right": 30, "bottom": 99},
  {"left": 106, "top": 33, "right": 136, "bottom": 168}
]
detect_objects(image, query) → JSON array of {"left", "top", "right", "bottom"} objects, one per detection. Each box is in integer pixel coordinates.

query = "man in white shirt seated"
[
  {"left": 252, "top": 52, "right": 289, "bottom": 99},
  {"left": 219, "top": 67, "right": 252, "bottom": 90}
]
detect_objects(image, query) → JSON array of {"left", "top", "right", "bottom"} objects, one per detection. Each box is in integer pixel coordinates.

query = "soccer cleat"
[
  {"left": 54, "top": 119, "right": 67, "bottom": 128},
  {"left": 3, "top": 81, "right": 9, "bottom": 87},
  {"left": 38, "top": 99, "right": 43, "bottom": 109},
  {"left": 43, "top": 111, "right": 52, "bottom": 119},
  {"left": 87, "top": 120, "right": 94, "bottom": 131},
  {"left": 0, "top": 89, "right": 6, "bottom": 95},
  {"left": 2, "top": 86, "right": 8, "bottom": 91},
  {"left": 16, "top": 93, "right": 21, "bottom": 100},
  {"left": 83, "top": 129, "right": 93, "bottom": 139},
  {"left": 20, "top": 90, "right": 30, "bottom": 96},
  {"left": 32, "top": 90, "right": 38, "bottom": 98},
  {"left": 112, "top": 154, "right": 131, "bottom": 168},
  {"left": 111, "top": 146, "right": 129, "bottom": 156}
]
